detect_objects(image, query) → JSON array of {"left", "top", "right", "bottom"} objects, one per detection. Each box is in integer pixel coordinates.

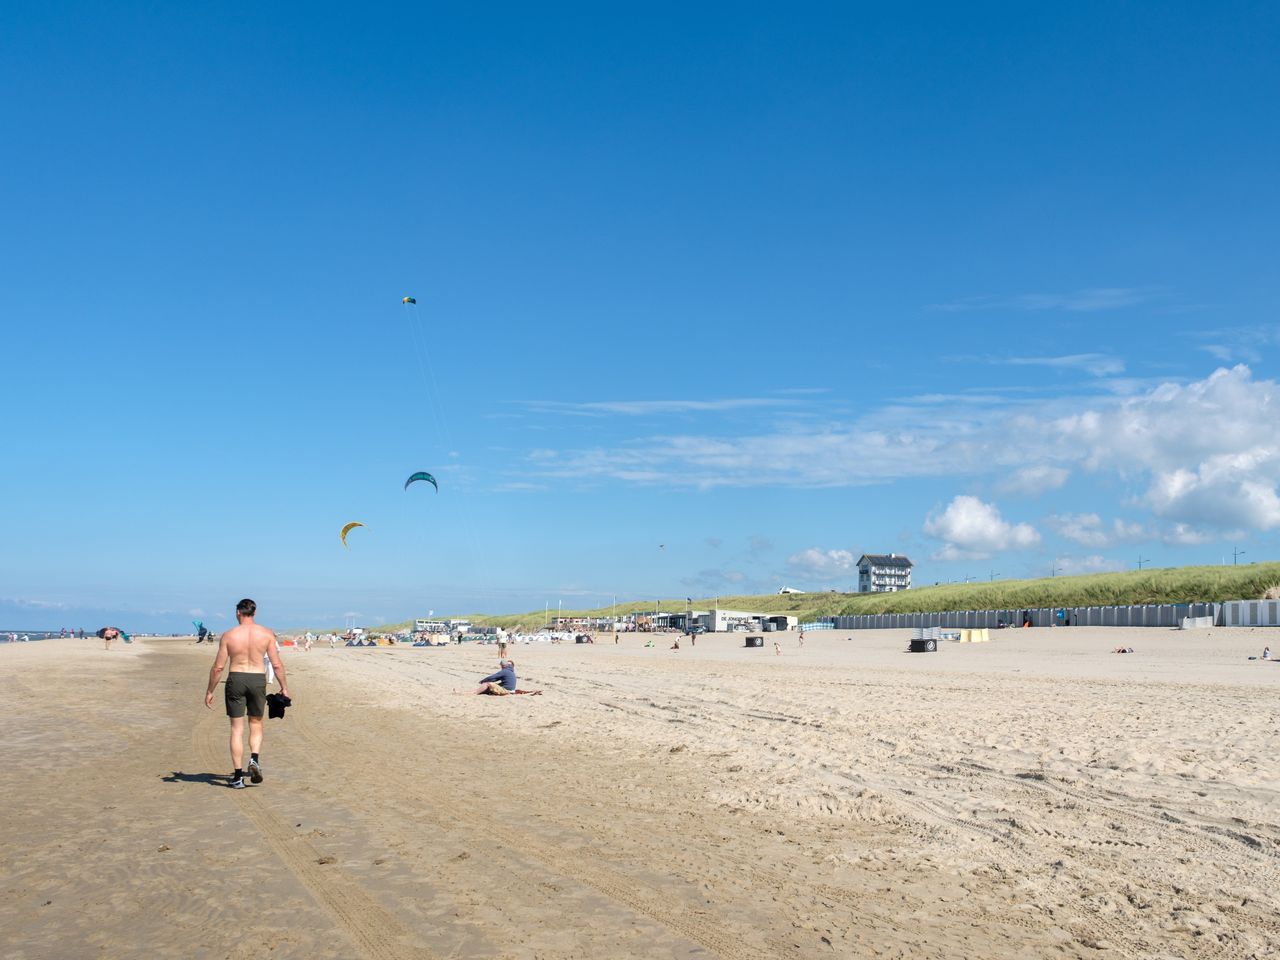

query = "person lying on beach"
[{"left": 1112, "top": 646, "right": 1135, "bottom": 654}]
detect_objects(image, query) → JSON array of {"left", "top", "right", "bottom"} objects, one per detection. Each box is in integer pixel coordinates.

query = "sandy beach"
[{"left": 3, "top": 626, "right": 1279, "bottom": 959}]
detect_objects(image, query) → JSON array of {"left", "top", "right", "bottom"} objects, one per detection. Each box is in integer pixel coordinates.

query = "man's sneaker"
[
  {"left": 229, "top": 776, "right": 246, "bottom": 789},
  {"left": 247, "top": 759, "right": 263, "bottom": 784}
]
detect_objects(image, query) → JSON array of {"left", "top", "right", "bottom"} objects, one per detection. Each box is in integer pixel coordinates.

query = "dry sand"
[{"left": 3, "top": 626, "right": 1279, "bottom": 959}]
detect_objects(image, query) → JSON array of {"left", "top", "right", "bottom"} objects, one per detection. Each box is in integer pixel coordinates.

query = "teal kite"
[{"left": 404, "top": 471, "right": 438, "bottom": 493}]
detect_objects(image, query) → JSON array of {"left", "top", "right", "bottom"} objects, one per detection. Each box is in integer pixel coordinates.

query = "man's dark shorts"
[{"left": 225, "top": 671, "right": 267, "bottom": 718}]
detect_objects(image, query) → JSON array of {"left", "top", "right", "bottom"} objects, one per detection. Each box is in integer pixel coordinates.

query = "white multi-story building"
[{"left": 857, "top": 554, "right": 913, "bottom": 592}]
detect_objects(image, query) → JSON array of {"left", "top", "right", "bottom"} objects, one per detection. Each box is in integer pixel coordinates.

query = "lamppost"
[{"left": 1233, "top": 547, "right": 1246, "bottom": 565}]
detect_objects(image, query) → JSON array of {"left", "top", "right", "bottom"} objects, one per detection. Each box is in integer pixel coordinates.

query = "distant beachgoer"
[
  {"left": 97, "top": 626, "right": 120, "bottom": 651},
  {"left": 1263, "top": 646, "right": 1271, "bottom": 661},
  {"left": 670, "top": 638, "right": 680, "bottom": 650},
  {"left": 798, "top": 630, "right": 805, "bottom": 647},
  {"left": 472, "top": 659, "right": 517, "bottom": 695},
  {"left": 204, "top": 599, "right": 289, "bottom": 789},
  {"left": 773, "top": 641, "right": 781, "bottom": 656}
]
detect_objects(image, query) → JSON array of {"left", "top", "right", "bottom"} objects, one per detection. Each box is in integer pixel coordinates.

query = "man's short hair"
[{"left": 236, "top": 598, "right": 257, "bottom": 617}]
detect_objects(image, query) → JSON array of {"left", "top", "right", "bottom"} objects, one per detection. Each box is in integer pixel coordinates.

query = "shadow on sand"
[{"left": 161, "top": 771, "right": 232, "bottom": 788}]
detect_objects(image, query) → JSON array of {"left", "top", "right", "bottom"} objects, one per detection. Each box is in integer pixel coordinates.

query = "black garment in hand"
[{"left": 265, "top": 692, "right": 292, "bottom": 719}]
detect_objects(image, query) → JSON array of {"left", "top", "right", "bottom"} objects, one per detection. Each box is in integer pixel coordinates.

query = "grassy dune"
[{"left": 369, "top": 562, "right": 1280, "bottom": 632}]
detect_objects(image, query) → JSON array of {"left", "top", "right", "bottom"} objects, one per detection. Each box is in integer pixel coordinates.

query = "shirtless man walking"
[{"left": 204, "top": 598, "right": 289, "bottom": 789}]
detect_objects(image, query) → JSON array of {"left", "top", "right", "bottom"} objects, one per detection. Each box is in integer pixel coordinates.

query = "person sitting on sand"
[
  {"left": 473, "top": 659, "right": 517, "bottom": 696},
  {"left": 1263, "top": 646, "right": 1271, "bottom": 661},
  {"left": 670, "top": 637, "right": 680, "bottom": 650}
]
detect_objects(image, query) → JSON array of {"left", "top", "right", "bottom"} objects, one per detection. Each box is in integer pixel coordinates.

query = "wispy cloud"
[
  {"left": 679, "top": 567, "right": 757, "bottom": 594},
  {"left": 1007, "top": 353, "right": 1126, "bottom": 376},
  {"left": 521, "top": 364, "right": 1280, "bottom": 543},
  {"left": 1184, "top": 324, "right": 1280, "bottom": 364},
  {"left": 997, "top": 465, "right": 1070, "bottom": 496},
  {"left": 515, "top": 398, "right": 796, "bottom": 417},
  {"left": 787, "top": 547, "right": 856, "bottom": 578},
  {"left": 930, "top": 287, "right": 1160, "bottom": 313},
  {"left": 1051, "top": 555, "right": 1127, "bottom": 575},
  {"left": 9, "top": 597, "right": 68, "bottom": 610},
  {"left": 1046, "top": 513, "right": 1146, "bottom": 548}
]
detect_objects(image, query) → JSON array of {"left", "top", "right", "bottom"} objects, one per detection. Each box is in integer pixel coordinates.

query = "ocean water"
[{"left": 0, "top": 630, "right": 83, "bottom": 641}]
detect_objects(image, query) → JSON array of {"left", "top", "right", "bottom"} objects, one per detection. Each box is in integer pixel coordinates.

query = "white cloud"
[
  {"left": 787, "top": 548, "right": 856, "bottom": 577},
  {"left": 1052, "top": 555, "right": 1127, "bottom": 575},
  {"left": 188, "top": 608, "right": 205, "bottom": 617},
  {"left": 1162, "top": 523, "right": 1220, "bottom": 546},
  {"left": 1007, "top": 354, "right": 1126, "bottom": 376},
  {"left": 1187, "top": 325, "right": 1280, "bottom": 364},
  {"left": 1053, "top": 365, "right": 1280, "bottom": 532},
  {"left": 517, "top": 398, "right": 795, "bottom": 417},
  {"left": 924, "top": 496, "right": 1040, "bottom": 560},
  {"left": 998, "top": 465, "right": 1070, "bottom": 496},
  {"left": 930, "top": 287, "right": 1160, "bottom": 313},
  {"left": 523, "top": 364, "right": 1280, "bottom": 542},
  {"left": 1047, "top": 513, "right": 1147, "bottom": 548},
  {"left": 12, "top": 598, "right": 68, "bottom": 610},
  {"left": 680, "top": 568, "right": 753, "bottom": 594}
]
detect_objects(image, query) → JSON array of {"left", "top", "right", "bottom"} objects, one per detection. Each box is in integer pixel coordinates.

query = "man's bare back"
[
  {"left": 204, "top": 599, "right": 289, "bottom": 789},
  {"left": 206, "top": 615, "right": 288, "bottom": 706},
  {"left": 218, "top": 620, "right": 279, "bottom": 674}
]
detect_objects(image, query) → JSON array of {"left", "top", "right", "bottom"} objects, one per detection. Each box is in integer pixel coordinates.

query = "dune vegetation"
[{"left": 374, "top": 562, "right": 1280, "bottom": 632}]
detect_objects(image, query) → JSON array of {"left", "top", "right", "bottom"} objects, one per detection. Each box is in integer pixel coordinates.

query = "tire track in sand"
[
  {"left": 288, "top": 712, "right": 770, "bottom": 960},
  {"left": 193, "top": 717, "right": 434, "bottom": 960}
]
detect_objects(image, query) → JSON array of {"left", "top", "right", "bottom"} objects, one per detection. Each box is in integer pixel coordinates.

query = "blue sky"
[{"left": 4, "top": 2, "right": 1279, "bottom": 630}]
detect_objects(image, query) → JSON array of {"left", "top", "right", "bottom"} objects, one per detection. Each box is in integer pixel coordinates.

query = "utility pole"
[
  {"left": 1233, "top": 547, "right": 1246, "bottom": 566},
  {"left": 989, "top": 570, "right": 998, "bottom": 582},
  {"left": 1050, "top": 562, "right": 1058, "bottom": 578},
  {"left": 1137, "top": 555, "right": 1149, "bottom": 570}
]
